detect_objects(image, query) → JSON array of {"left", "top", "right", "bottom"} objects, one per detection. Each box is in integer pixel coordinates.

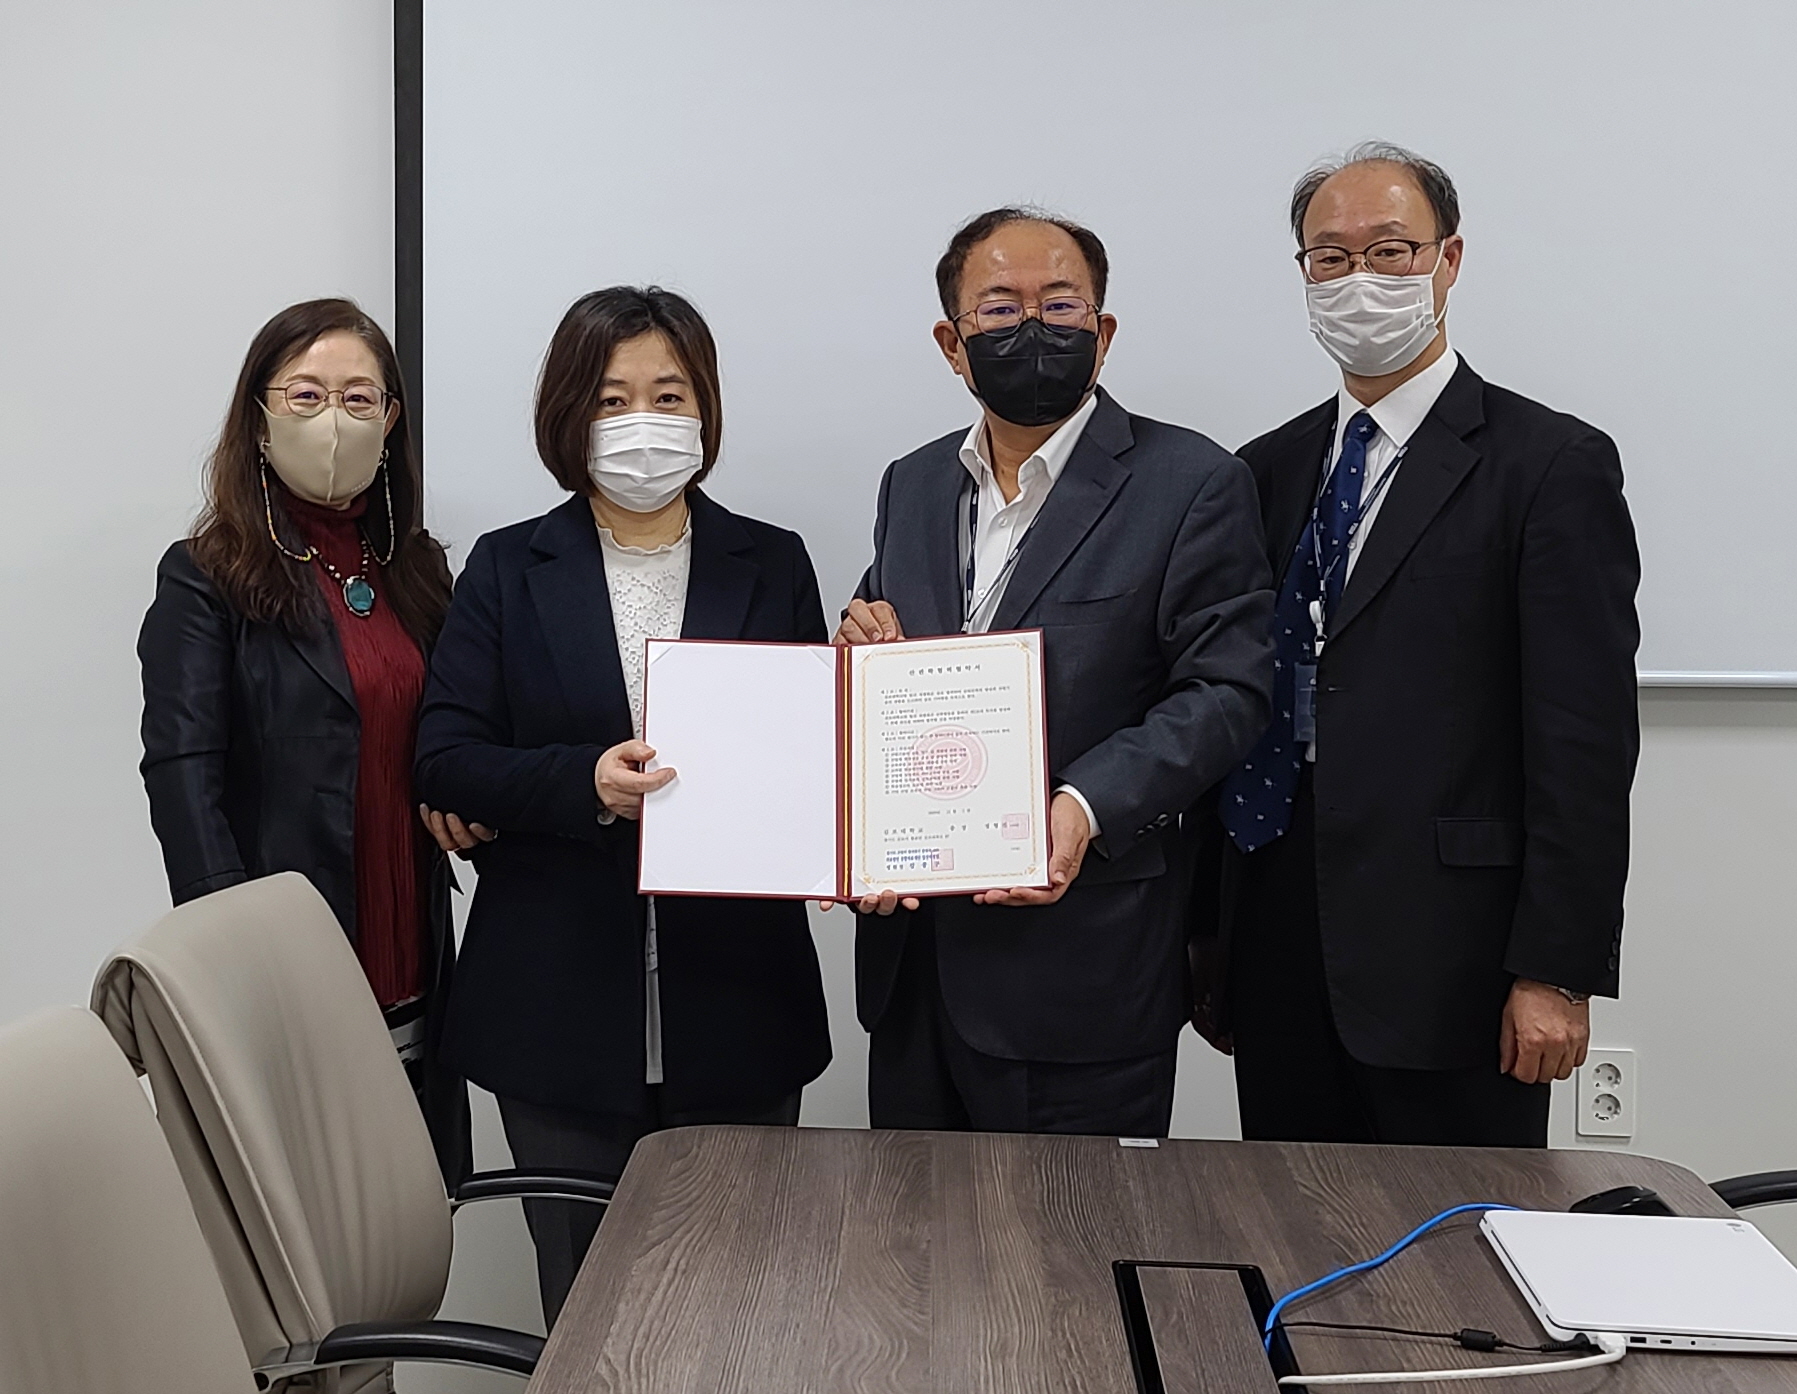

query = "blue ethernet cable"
[{"left": 1262, "top": 1202, "right": 1522, "bottom": 1350}]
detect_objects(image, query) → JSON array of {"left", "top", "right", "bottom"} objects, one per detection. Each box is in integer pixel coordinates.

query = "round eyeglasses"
[
  {"left": 1297, "top": 238, "right": 1442, "bottom": 282},
  {"left": 265, "top": 379, "right": 391, "bottom": 420}
]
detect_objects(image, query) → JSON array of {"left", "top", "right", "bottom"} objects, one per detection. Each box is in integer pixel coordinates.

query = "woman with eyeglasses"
[
  {"left": 414, "top": 286, "right": 832, "bottom": 1327},
  {"left": 138, "top": 298, "right": 470, "bottom": 1182}
]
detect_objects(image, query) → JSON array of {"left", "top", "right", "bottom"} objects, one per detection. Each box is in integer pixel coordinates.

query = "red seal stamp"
[{"left": 908, "top": 725, "right": 988, "bottom": 800}]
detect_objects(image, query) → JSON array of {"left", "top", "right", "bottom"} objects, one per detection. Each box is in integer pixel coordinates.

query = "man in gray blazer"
[{"left": 835, "top": 207, "right": 1274, "bottom": 1135}]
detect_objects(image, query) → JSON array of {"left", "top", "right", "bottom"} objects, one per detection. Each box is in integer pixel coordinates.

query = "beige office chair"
[
  {"left": 0, "top": 1006, "right": 253, "bottom": 1394},
  {"left": 91, "top": 872, "right": 608, "bottom": 1390},
  {"left": 0, "top": 1006, "right": 548, "bottom": 1393}
]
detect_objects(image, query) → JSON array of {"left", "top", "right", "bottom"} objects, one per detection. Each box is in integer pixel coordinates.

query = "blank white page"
[{"left": 639, "top": 640, "right": 839, "bottom": 898}]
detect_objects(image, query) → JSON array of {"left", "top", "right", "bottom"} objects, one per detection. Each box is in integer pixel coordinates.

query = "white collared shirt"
[
  {"left": 957, "top": 392, "right": 1102, "bottom": 839},
  {"left": 1327, "top": 343, "right": 1460, "bottom": 580},
  {"left": 958, "top": 392, "right": 1099, "bottom": 631}
]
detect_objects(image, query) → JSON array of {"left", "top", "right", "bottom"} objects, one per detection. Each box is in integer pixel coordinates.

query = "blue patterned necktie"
[{"left": 1218, "top": 410, "right": 1378, "bottom": 851}]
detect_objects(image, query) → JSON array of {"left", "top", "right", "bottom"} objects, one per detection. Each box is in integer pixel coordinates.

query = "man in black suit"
[
  {"left": 1202, "top": 143, "right": 1640, "bottom": 1147},
  {"left": 835, "top": 208, "right": 1274, "bottom": 1136}
]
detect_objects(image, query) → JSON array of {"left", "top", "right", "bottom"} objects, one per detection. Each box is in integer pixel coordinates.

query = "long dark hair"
[{"left": 189, "top": 299, "right": 452, "bottom": 645}]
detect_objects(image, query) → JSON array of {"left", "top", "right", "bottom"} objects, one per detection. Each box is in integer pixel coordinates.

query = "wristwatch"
[{"left": 1553, "top": 985, "right": 1591, "bottom": 1005}]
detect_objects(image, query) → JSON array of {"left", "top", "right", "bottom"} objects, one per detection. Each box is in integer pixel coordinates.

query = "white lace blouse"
[{"left": 597, "top": 522, "right": 692, "bottom": 1086}]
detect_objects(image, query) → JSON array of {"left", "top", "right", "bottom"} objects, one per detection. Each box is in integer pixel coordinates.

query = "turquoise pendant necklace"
[
  {"left": 259, "top": 461, "right": 396, "bottom": 619},
  {"left": 313, "top": 536, "right": 378, "bottom": 617}
]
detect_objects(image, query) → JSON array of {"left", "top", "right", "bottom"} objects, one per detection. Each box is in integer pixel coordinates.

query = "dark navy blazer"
[{"left": 416, "top": 489, "right": 832, "bottom": 1116}]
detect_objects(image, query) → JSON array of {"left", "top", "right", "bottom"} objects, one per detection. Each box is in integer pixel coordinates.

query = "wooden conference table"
[{"left": 527, "top": 1126, "right": 1797, "bottom": 1393}]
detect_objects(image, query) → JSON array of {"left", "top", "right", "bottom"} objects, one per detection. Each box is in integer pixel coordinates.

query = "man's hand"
[
  {"left": 973, "top": 792, "right": 1091, "bottom": 907},
  {"left": 595, "top": 739, "right": 676, "bottom": 820},
  {"left": 835, "top": 598, "right": 904, "bottom": 645},
  {"left": 1499, "top": 978, "right": 1590, "bottom": 1084}
]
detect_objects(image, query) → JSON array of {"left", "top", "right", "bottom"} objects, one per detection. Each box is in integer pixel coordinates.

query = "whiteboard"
[{"left": 422, "top": 0, "right": 1797, "bottom": 676}]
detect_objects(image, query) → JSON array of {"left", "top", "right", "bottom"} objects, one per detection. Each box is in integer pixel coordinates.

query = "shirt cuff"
[{"left": 1053, "top": 784, "right": 1101, "bottom": 841}]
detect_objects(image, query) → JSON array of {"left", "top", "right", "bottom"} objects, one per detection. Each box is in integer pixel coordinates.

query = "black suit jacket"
[
  {"left": 414, "top": 490, "right": 832, "bottom": 1116},
  {"left": 137, "top": 542, "right": 469, "bottom": 1182},
  {"left": 1217, "top": 357, "right": 1640, "bottom": 1071},
  {"left": 854, "top": 389, "right": 1275, "bottom": 1063}
]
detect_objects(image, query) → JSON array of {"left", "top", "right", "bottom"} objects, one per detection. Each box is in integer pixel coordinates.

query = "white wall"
[
  {"left": 3, "top": 8, "right": 1796, "bottom": 1394},
  {"left": 1561, "top": 694, "right": 1797, "bottom": 1263},
  {"left": 0, "top": 2, "right": 395, "bottom": 1024}
]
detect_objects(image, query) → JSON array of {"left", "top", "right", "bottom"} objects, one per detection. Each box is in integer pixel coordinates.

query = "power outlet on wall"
[{"left": 1577, "top": 1047, "right": 1637, "bottom": 1139}]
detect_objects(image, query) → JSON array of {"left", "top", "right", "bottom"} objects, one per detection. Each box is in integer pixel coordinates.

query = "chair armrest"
[
  {"left": 452, "top": 1166, "right": 615, "bottom": 1210},
  {"left": 256, "top": 1321, "right": 543, "bottom": 1384},
  {"left": 1711, "top": 1170, "right": 1797, "bottom": 1211}
]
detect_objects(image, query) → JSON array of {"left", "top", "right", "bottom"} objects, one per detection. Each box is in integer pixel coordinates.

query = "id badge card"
[{"left": 1293, "top": 663, "right": 1318, "bottom": 744}]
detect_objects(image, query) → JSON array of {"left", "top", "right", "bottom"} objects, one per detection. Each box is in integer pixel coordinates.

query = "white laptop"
[{"left": 1482, "top": 1209, "right": 1797, "bottom": 1354}]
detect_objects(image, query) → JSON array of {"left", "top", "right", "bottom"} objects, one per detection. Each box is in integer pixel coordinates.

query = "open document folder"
[{"left": 638, "top": 631, "right": 1051, "bottom": 899}]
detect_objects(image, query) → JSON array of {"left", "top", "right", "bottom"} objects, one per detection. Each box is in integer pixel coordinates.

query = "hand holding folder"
[{"left": 638, "top": 631, "right": 1051, "bottom": 901}]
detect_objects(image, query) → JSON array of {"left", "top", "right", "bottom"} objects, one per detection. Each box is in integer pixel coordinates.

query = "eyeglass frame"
[
  {"left": 262, "top": 380, "right": 395, "bottom": 420},
  {"left": 1295, "top": 237, "right": 1446, "bottom": 282},
  {"left": 950, "top": 294, "right": 1101, "bottom": 337}
]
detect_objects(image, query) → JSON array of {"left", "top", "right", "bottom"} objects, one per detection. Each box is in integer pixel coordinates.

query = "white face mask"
[
  {"left": 587, "top": 412, "right": 704, "bottom": 513},
  {"left": 260, "top": 403, "right": 387, "bottom": 506},
  {"left": 1304, "top": 257, "right": 1450, "bottom": 378}
]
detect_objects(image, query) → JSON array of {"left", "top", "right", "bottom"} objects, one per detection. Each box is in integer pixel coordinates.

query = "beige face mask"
[{"left": 259, "top": 403, "right": 387, "bottom": 506}]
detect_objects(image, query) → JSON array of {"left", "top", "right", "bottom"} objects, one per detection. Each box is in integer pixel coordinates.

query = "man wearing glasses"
[
  {"left": 1201, "top": 143, "right": 1640, "bottom": 1147},
  {"left": 836, "top": 207, "right": 1274, "bottom": 1136}
]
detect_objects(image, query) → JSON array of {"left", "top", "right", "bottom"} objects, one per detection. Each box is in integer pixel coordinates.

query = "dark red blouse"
[{"left": 286, "top": 489, "right": 426, "bottom": 1008}]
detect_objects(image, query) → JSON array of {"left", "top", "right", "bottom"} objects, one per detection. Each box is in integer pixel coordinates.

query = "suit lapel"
[
  {"left": 1328, "top": 360, "right": 1486, "bottom": 642},
  {"left": 680, "top": 491, "right": 759, "bottom": 639},
  {"left": 907, "top": 451, "right": 971, "bottom": 637},
  {"left": 287, "top": 620, "right": 357, "bottom": 714},
  {"left": 1268, "top": 407, "right": 1336, "bottom": 576},
  {"left": 524, "top": 495, "right": 633, "bottom": 742},
  {"left": 989, "top": 390, "right": 1132, "bottom": 632}
]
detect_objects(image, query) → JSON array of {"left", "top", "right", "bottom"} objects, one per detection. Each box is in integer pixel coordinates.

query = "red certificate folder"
[{"left": 638, "top": 631, "right": 1050, "bottom": 899}]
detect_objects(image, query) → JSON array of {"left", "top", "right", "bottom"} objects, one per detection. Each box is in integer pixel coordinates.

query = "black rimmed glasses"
[
  {"left": 1297, "top": 239, "right": 1442, "bottom": 282},
  {"left": 954, "top": 295, "right": 1097, "bottom": 337},
  {"left": 264, "top": 379, "right": 391, "bottom": 419}
]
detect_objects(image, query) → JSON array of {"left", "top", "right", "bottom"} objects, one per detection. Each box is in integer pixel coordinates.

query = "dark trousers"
[
  {"left": 868, "top": 921, "right": 1177, "bottom": 1137},
  {"left": 1229, "top": 773, "right": 1549, "bottom": 1149},
  {"left": 497, "top": 1088, "right": 801, "bottom": 1328}
]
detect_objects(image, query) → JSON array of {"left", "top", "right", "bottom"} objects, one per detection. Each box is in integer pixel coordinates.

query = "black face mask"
[{"left": 961, "top": 317, "right": 1099, "bottom": 428}]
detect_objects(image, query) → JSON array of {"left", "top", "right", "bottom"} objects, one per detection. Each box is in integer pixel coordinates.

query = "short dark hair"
[
  {"left": 934, "top": 207, "right": 1110, "bottom": 319},
  {"left": 1289, "top": 141, "right": 1461, "bottom": 246},
  {"left": 534, "top": 286, "right": 723, "bottom": 495}
]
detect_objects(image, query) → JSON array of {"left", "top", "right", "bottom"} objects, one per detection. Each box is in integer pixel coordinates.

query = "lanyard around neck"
[
  {"left": 963, "top": 474, "right": 1040, "bottom": 633},
  {"left": 1307, "top": 426, "right": 1406, "bottom": 652}
]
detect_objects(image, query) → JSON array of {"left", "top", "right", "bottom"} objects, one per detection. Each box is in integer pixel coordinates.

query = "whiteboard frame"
[{"left": 1638, "top": 672, "right": 1797, "bottom": 690}]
